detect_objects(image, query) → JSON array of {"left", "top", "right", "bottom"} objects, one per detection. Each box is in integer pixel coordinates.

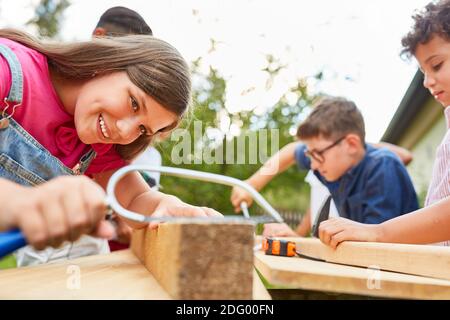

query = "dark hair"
[
  {"left": 401, "top": 0, "right": 450, "bottom": 57},
  {"left": 0, "top": 29, "right": 190, "bottom": 160},
  {"left": 296, "top": 97, "right": 365, "bottom": 143},
  {"left": 96, "top": 6, "right": 153, "bottom": 36}
]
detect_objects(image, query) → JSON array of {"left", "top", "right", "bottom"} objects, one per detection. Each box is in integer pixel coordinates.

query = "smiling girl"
[{"left": 0, "top": 29, "right": 221, "bottom": 265}]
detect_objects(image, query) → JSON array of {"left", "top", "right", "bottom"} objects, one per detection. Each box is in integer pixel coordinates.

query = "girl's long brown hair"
[{"left": 0, "top": 28, "right": 191, "bottom": 160}]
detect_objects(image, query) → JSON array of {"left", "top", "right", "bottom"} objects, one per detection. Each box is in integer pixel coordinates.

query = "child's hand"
[
  {"left": 263, "top": 223, "right": 298, "bottom": 237},
  {"left": 230, "top": 184, "right": 253, "bottom": 213},
  {"left": 148, "top": 195, "right": 223, "bottom": 229},
  {"left": 318, "top": 217, "right": 381, "bottom": 249},
  {"left": 2, "top": 176, "right": 114, "bottom": 250}
]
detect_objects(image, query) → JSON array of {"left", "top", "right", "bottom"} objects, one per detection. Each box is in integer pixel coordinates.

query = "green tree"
[
  {"left": 157, "top": 54, "right": 323, "bottom": 216},
  {"left": 27, "top": 0, "right": 70, "bottom": 38}
]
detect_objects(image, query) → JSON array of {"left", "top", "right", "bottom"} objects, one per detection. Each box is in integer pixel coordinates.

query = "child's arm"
[
  {"left": 295, "top": 207, "right": 312, "bottom": 236},
  {"left": 371, "top": 142, "right": 413, "bottom": 165},
  {"left": 354, "top": 157, "right": 417, "bottom": 225},
  {"left": 318, "top": 197, "right": 450, "bottom": 249},
  {"left": 92, "top": 170, "right": 223, "bottom": 230},
  {"left": 262, "top": 208, "right": 311, "bottom": 237},
  {"left": 0, "top": 176, "right": 113, "bottom": 250},
  {"left": 230, "top": 141, "right": 301, "bottom": 212},
  {"left": 262, "top": 223, "right": 298, "bottom": 237}
]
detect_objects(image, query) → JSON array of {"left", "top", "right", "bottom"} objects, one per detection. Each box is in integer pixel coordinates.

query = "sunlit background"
[
  {"left": 0, "top": 0, "right": 438, "bottom": 214},
  {"left": 0, "top": 0, "right": 430, "bottom": 141}
]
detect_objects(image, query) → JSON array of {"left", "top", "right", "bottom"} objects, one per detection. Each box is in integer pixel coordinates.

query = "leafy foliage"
[{"left": 27, "top": 0, "right": 70, "bottom": 38}]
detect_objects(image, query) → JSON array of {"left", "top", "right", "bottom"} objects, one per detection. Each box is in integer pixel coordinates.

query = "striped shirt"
[{"left": 425, "top": 106, "right": 450, "bottom": 246}]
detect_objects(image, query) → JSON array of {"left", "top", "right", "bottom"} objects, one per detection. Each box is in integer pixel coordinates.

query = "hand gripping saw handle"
[{"left": 0, "top": 165, "right": 283, "bottom": 258}]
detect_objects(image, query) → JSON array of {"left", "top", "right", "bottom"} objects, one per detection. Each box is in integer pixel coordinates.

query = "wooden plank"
[
  {"left": 254, "top": 251, "right": 450, "bottom": 299},
  {"left": 252, "top": 269, "right": 272, "bottom": 300},
  {"left": 271, "top": 237, "right": 450, "bottom": 281},
  {"left": 0, "top": 250, "right": 171, "bottom": 299},
  {"left": 131, "top": 221, "right": 255, "bottom": 299},
  {"left": 0, "top": 249, "right": 270, "bottom": 300}
]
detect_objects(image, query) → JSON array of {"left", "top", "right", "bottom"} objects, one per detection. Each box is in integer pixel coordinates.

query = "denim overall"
[{"left": 0, "top": 44, "right": 109, "bottom": 266}]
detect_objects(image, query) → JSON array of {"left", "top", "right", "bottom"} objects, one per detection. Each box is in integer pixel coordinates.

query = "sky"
[{"left": 0, "top": 0, "right": 432, "bottom": 141}]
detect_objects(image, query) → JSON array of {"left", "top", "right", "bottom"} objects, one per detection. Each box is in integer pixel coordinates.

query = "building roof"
[{"left": 382, "top": 70, "right": 431, "bottom": 143}]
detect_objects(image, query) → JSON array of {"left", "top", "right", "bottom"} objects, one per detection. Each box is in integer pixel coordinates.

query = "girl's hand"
[
  {"left": 263, "top": 223, "right": 298, "bottom": 237},
  {"left": 148, "top": 195, "right": 223, "bottom": 229},
  {"left": 318, "top": 217, "right": 381, "bottom": 249},
  {"left": 230, "top": 183, "right": 254, "bottom": 213},
  {"left": 2, "top": 176, "right": 114, "bottom": 250}
]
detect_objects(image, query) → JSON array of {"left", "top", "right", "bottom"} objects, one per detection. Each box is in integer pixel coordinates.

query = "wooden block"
[
  {"left": 254, "top": 250, "right": 450, "bottom": 299},
  {"left": 131, "top": 228, "right": 146, "bottom": 262},
  {"left": 278, "top": 237, "right": 450, "bottom": 281},
  {"left": 131, "top": 221, "right": 255, "bottom": 299}
]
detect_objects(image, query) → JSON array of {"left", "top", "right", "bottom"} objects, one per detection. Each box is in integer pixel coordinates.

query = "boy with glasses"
[{"left": 231, "top": 96, "right": 418, "bottom": 235}]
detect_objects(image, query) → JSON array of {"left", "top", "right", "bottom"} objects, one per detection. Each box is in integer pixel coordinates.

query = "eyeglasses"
[{"left": 304, "top": 136, "right": 346, "bottom": 164}]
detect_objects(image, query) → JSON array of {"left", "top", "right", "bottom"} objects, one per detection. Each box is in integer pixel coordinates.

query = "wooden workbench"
[
  {"left": 0, "top": 250, "right": 271, "bottom": 300},
  {"left": 254, "top": 251, "right": 450, "bottom": 299},
  {"left": 4, "top": 237, "right": 450, "bottom": 300}
]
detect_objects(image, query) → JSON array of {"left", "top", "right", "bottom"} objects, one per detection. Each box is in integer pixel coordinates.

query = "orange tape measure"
[{"left": 262, "top": 238, "right": 296, "bottom": 257}]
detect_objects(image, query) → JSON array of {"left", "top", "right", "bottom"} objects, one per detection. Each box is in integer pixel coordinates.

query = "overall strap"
[{"left": 0, "top": 43, "right": 23, "bottom": 103}]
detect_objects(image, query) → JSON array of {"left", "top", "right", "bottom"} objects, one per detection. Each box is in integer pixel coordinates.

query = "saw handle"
[{"left": 0, "top": 229, "right": 26, "bottom": 259}]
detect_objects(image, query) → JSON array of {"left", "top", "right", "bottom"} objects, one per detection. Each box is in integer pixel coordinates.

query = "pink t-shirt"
[{"left": 0, "top": 38, "right": 127, "bottom": 175}]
